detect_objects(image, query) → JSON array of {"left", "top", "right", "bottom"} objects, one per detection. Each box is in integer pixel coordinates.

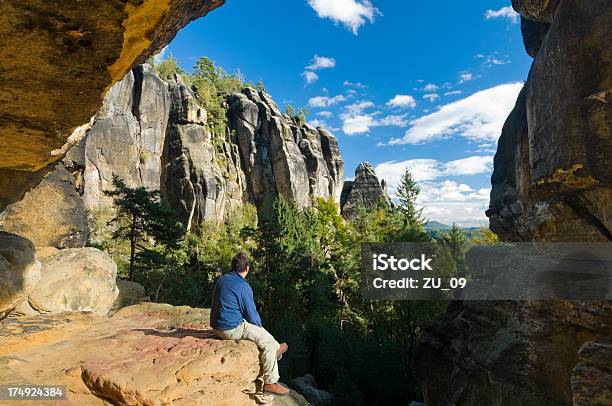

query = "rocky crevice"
[{"left": 418, "top": 1, "right": 612, "bottom": 404}]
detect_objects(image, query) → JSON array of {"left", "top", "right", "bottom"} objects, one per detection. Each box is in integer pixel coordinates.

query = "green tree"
[
  {"left": 471, "top": 227, "right": 500, "bottom": 245},
  {"left": 193, "top": 56, "right": 217, "bottom": 82},
  {"left": 396, "top": 168, "right": 423, "bottom": 229},
  {"left": 154, "top": 55, "right": 183, "bottom": 78},
  {"left": 104, "top": 176, "right": 183, "bottom": 281},
  {"left": 442, "top": 223, "right": 469, "bottom": 274}
]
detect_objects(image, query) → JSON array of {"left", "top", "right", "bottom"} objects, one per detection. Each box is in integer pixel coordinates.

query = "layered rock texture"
[
  {"left": 487, "top": 0, "right": 611, "bottom": 242},
  {"left": 0, "top": 302, "right": 307, "bottom": 405},
  {"left": 340, "top": 162, "right": 391, "bottom": 219},
  {"left": 1, "top": 64, "right": 344, "bottom": 240},
  {"left": 418, "top": 1, "right": 612, "bottom": 405},
  {"left": 0, "top": 0, "right": 226, "bottom": 210}
]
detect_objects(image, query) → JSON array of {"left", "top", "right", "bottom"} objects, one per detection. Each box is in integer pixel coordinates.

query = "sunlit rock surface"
[
  {"left": 0, "top": 303, "right": 307, "bottom": 405},
  {"left": 0, "top": 0, "right": 227, "bottom": 210}
]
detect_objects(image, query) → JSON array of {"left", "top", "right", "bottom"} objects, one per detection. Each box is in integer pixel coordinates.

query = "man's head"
[{"left": 232, "top": 252, "right": 250, "bottom": 277}]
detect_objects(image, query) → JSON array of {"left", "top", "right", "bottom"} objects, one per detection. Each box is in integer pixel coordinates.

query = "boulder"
[
  {"left": 0, "top": 302, "right": 307, "bottom": 406},
  {"left": 340, "top": 162, "right": 391, "bottom": 219},
  {"left": 289, "top": 374, "right": 334, "bottom": 406},
  {"left": 0, "top": 0, "right": 226, "bottom": 210},
  {"left": 572, "top": 341, "right": 612, "bottom": 406},
  {"left": 0, "top": 232, "right": 41, "bottom": 319},
  {"left": 0, "top": 164, "right": 87, "bottom": 248},
  {"left": 112, "top": 279, "right": 149, "bottom": 310},
  {"left": 29, "top": 247, "right": 118, "bottom": 315}
]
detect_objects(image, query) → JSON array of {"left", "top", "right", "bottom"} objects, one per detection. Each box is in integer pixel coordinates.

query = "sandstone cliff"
[
  {"left": 340, "top": 162, "right": 391, "bottom": 219},
  {"left": 0, "top": 64, "right": 344, "bottom": 240},
  {"left": 0, "top": 0, "right": 226, "bottom": 211},
  {"left": 416, "top": 1, "right": 612, "bottom": 405}
]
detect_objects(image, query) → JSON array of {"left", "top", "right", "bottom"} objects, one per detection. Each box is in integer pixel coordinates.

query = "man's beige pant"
[{"left": 215, "top": 321, "right": 280, "bottom": 384}]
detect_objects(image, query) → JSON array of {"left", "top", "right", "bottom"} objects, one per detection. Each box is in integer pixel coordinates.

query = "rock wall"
[
  {"left": 487, "top": 0, "right": 611, "bottom": 242},
  {"left": 161, "top": 74, "right": 245, "bottom": 229},
  {"left": 228, "top": 89, "right": 344, "bottom": 214},
  {"left": 1, "top": 65, "right": 345, "bottom": 239},
  {"left": 0, "top": 0, "right": 226, "bottom": 210},
  {"left": 417, "top": 1, "right": 612, "bottom": 405},
  {"left": 340, "top": 162, "right": 390, "bottom": 219}
]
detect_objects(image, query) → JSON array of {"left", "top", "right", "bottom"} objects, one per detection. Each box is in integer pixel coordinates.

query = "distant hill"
[
  {"left": 425, "top": 221, "right": 483, "bottom": 239},
  {"left": 424, "top": 221, "right": 451, "bottom": 230}
]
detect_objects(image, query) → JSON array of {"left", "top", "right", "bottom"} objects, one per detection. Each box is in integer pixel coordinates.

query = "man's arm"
[{"left": 239, "top": 284, "right": 262, "bottom": 327}]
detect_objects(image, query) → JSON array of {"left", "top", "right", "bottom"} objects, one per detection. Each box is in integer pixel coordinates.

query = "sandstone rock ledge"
[{"left": 0, "top": 303, "right": 307, "bottom": 406}]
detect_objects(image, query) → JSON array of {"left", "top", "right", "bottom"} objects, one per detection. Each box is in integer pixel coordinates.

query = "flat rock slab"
[{"left": 0, "top": 302, "right": 307, "bottom": 406}]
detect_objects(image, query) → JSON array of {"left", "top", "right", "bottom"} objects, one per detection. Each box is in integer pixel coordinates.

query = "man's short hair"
[{"left": 232, "top": 252, "right": 250, "bottom": 273}]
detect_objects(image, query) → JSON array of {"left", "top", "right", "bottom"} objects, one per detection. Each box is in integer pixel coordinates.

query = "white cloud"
[
  {"left": 386, "top": 94, "right": 416, "bottom": 109},
  {"left": 389, "top": 82, "right": 523, "bottom": 145},
  {"left": 317, "top": 111, "right": 333, "bottom": 117},
  {"left": 345, "top": 100, "right": 375, "bottom": 114},
  {"left": 306, "top": 55, "right": 336, "bottom": 70},
  {"left": 423, "top": 83, "right": 438, "bottom": 92},
  {"left": 423, "top": 93, "right": 439, "bottom": 102},
  {"left": 488, "top": 57, "right": 509, "bottom": 65},
  {"left": 374, "top": 155, "right": 493, "bottom": 185},
  {"left": 307, "top": 0, "right": 381, "bottom": 34},
  {"left": 374, "top": 157, "right": 494, "bottom": 226},
  {"left": 459, "top": 72, "right": 473, "bottom": 83},
  {"left": 302, "top": 71, "right": 319, "bottom": 84},
  {"left": 342, "top": 114, "right": 377, "bottom": 134},
  {"left": 343, "top": 80, "right": 367, "bottom": 88},
  {"left": 444, "top": 90, "right": 462, "bottom": 96},
  {"left": 308, "top": 95, "right": 347, "bottom": 107},
  {"left": 377, "top": 115, "right": 408, "bottom": 127},
  {"left": 484, "top": 6, "right": 520, "bottom": 24},
  {"left": 341, "top": 113, "right": 408, "bottom": 135}
]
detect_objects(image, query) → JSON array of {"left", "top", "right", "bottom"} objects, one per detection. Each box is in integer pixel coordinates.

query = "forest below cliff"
[{"left": 94, "top": 154, "right": 497, "bottom": 405}]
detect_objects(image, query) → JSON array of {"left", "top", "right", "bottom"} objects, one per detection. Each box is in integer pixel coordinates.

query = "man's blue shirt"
[{"left": 210, "top": 271, "right": 262, "bottom": 330}]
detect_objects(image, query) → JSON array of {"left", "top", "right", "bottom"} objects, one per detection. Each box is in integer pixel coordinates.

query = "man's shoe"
[
  {"left": 263, "top": 383, "right": 289, "bottom": 396},
  {"left": 276, "top": 343, "right": 288, "bottom": 360}
]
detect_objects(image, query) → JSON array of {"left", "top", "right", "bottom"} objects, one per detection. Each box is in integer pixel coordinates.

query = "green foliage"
[
  {"left": 471, "top": 226, "right": 500, "bottom": 245},
  {"left": 284, "top": 104, "right": 309, "bottom": 126},
  {"left": 152, "top": 54, "right": 183, "bottom": 79},
  {"left": 284, "top": 104, "right": 295, "bottom": 117},
  {"left": 104, "top": 176, "right": 184, "bottom": 281},
  {"left": 190, "top": 56, "right": 246, "bottom": 135},
  {"left": 396, "top": 168, "right": 424, "bottom": 231}
]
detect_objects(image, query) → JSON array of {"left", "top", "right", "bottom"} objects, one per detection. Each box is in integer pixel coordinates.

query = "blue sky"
[{"left": 162, "top": 0, "right": 531, "bottom": 226}]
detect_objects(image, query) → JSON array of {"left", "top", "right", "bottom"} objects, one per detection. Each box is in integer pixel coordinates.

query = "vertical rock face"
[
  {"left": 1, "top": 65, "right": 345, "bottom": 237},
  {"left": 83, "top": 65, "right": 171, "bottom": 210},
  {"left": 0, "top": 0, "right": 226, "bottom": 210},
  {"left": 228, "top": 89, "right": 344, "bottom": 213},
  {"left": 487, "top": 0, "right": 611, "bottom": 242},
  {"left": 161, "top": 74, "right": 245, "bottom": 230},
  {"left": 418, "top": 1, "right": 612, "bottom": 405},
  {"left": 340, "top": 163, "right": 390, "bottom": 219},
  {"left": 0, "top": 165, "right": 87, "bottom": 248}
]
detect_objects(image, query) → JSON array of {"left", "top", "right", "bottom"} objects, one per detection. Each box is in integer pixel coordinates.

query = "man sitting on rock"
[{"left": 211, "top": 252, "right": 289, "bottom": 396}]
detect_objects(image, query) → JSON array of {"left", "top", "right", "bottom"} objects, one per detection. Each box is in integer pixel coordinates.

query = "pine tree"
[
  {"left": 396, "top": 169, "right": 421, "bottom": 222},
  {"left": 104, "top": 176, "right": 183, "bottom": 281}
]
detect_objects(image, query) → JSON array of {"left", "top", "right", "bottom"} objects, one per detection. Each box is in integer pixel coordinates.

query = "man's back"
[{"left": 210, "top": 271, "right": 262, "bottom": 330}]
